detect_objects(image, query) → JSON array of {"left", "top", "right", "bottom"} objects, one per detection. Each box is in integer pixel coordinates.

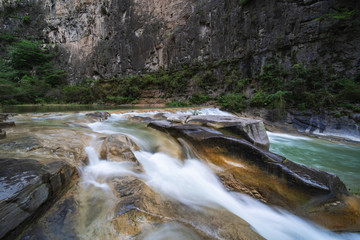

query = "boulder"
[
  {"left": 186, "top": 115, "right": 270, "bottom": 151},
  {"left": 0, "top": 158, "right": 75, "bottom": 240},
  {"left": 148, "top": 121, "right": 349, "bottom": 204},
  {"left": 0, "top": 129, "right": 5, "bottom": 139},
  {"left": 85, "top": 112, "right": 110, "bottom": 122},
  {"left": 111, "top": 176, "right": 264, "bottom": 240},
  {"left": 0, "top": 136, "right": 41, "bottom": 152},
  {"left": 0, "top": 114, "right": 9, "bottom": 122},
  {"left": 99, "top": 134, "right": 139, "bottom": 163},
  {"left": 0, "top": 122, "right": 15, "bottom": 128}
]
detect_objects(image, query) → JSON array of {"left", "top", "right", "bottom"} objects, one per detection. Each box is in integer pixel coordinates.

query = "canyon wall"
[{"left": 1, "top": 0, "right": 360, "bottom": 82}]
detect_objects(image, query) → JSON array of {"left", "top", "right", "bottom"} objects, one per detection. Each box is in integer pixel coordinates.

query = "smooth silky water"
[
  {"left": 268, "top": 132, "right": 360, "bottom": 194},
  {"left": 8, "top": 109, "right": 360, "bottom": 239}
]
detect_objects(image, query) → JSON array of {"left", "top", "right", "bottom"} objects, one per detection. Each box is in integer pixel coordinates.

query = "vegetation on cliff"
[
  {"left": 0, "top": 39, "right": 66, "bottom": 104},
  {"left": 0, "top": 0, "right": 359, "bottom": 117},
  {"left": 59, "top": 59, "right": 360, "bottom": 115}
]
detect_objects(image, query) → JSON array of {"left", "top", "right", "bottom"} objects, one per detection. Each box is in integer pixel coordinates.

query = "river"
[
  {"left": 3, "top": 108, "right": 360, "bottom": 239},
  {"left": 268, "top": 132, "right": 360, "bottom": 194}
]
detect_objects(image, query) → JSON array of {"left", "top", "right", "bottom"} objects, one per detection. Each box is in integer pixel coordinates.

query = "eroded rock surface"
[
  {"left": 85, "top": 112, "right": 111, "bottom": 122},
  {"left": 99, "top": 134, "right": 139, "bottom": 163},
  {"left": 148, "top": 120, "right": 360, "bottom": 231},
  {"left": 111, "top": 176, "right": 264, "bottom": 240},
  {"left": 0, "top": 129, "right": 5, "bottom": 139},
  {"left": 0, "top": 158, "right": 75, "bottom": 239},
  {"left": 186, "top": 115, "right": 270, "bottom": 150}
]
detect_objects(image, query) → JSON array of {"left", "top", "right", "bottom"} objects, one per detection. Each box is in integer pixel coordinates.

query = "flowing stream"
[
  {"left": 78, "top": 109, "right": 359, "bottom": 240},
  {"left": 268, "top": 132, "right": 360, "bottom": 194},
  {"left": 7, "top": 108, "right": 360, "bottom": 239}
]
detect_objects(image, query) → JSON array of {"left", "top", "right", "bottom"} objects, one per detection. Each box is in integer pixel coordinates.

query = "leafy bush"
[
  {"left": 250, "top": 90, "right": 269, "bottom": 107},
  {"left": 7, "top": 40, "right": 51, "bottom": 70},
  {"left": 189, "top": 93, "right": 209, "bottom": 105},
  {"left": 165, "top": 99, "right": 189, "bottom": 107},
  {"left": 0, "top": 39, "right": 66, "bottom": 104},
  {"left": 218, "top": 93, "right": 247, "bottom": 112}
]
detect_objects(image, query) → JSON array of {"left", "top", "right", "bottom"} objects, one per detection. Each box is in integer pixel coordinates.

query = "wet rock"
[
  {"left": 18, "top": 193, "right": 78, "bottom": 240},
  {"left": 85, "top": 112, "right": 110, "bottom": 122},
  {"left": 0, "top": 129, "right": 5, "bottom": 139},
  {"left": 148, "top": 121, "right": 349, "bottom": 203},
  {"left": 0, "top": 114, "right": 10, "bottom": 122},
  {"left": 128, "top": 115, "right": 154, "bottom": 122},
  {"left": 0, "top": 136, "right": 41, "bottom": 152},
  {"left": 351, "top": 113, "right": 360, "bottom": 123},
  {"left": 99, "top": 134, "right": 139, "bottom": 163},
  {"left": 0, "top": 158, "right": 75, "bottom": 240},
  {"left": 161, "top": 113, "right": 189, "bottom": 123},
  {"left": 186, "top": 115, "right": 270, "bottom": 150},
  {"left": 111, "top": 176, "right": 263, "bottom": 240},
  {"left": 0, "top": 122, "right": 15, "bottom": 128},
  {"left": 250, "top": 109, "right": 360, "bottom": 142}
]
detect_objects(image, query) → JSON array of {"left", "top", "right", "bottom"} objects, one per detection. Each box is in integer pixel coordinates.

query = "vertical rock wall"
[{"left": 1, "top": 0, "right": 359, "bottom": 82}]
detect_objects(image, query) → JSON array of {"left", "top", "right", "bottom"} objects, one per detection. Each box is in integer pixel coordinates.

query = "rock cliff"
[{"left": 1, "top": 0, "right": 359, "bottom": 82}]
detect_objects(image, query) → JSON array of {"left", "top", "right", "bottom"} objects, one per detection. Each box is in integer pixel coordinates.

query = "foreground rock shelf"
[{"left": 0, "top": 158, "right": 75, "bottom": 239}]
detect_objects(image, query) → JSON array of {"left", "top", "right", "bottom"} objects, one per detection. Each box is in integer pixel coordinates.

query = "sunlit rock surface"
[
  {"left": 99, "top": 134, "right": 139, "bottom": 163},
  {"left": 148, "top": 120, "right": 360, "bottom": 231},
  {"left": 186, "top": 115, "right": 270, "bottom": 150}
]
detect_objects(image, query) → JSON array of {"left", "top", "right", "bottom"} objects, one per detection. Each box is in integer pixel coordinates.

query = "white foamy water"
[
  {"left": 176, "top": 107, "right": 235, "bottom": 116},
  {"left": 133, "top": 151, "right": 359, "bottom": 240},
  {"left": 80, "top": 110, "right": 360, "bottom": 240},
  {"left": 81, "top": 145, "right": 359, "bottom": 240}
]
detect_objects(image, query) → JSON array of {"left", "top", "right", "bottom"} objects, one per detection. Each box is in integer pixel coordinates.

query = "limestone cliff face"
[{"left": 1, "top": 0, "right": 360, "bottom": 82}]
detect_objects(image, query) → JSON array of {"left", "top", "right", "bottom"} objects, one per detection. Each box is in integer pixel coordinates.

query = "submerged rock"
[
  {"left": 85, "top": 112, "right": 111, "bottom": 122},
  {"left": 0, "top": 129, "right": 5, "bottom": 139},
  {"left": 0, "top": 122, "right": 15, "bottom": 128},
  {"left": 186, "top": 115, "right": 270, "bottom": 150},
  {"left": 0, "top": 158, "right": 75, "bottom": 240},
  {"left": 99, "top": 134, "right": 139, "bottom": 163},
  {"left": 111, "top": 176, "right": 264, "bottom": 240},
  {"left": 0, "top": 114, "right": 9, "bottom": 122}
]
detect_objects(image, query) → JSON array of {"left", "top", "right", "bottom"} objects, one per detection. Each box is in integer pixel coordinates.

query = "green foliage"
[
  {"left": 165, "top": 99, "right": 189, "bottom": 107},
  {"left": 22, "top": 15, "right": 31, "bottom": 24},
  {"left": 257, "top": 63, "right": 286, "bottom": 93},
  {"left": 0, "top": 39, "right": 66, "bottom": 104},
  {"left": 315, "top": 9, "right": 356, "bottom": 21},
  {"left": 7, "top": 40, "right": 51, "bottom": 70},
  {"left": 239, "top": 0, "right": 252, "bottom": 7},
  {"left": 0, "top": 33, "right": 18, "bottom": 43},
  {"left": 189, "top": 93, "right": 209, "bottom": 105},
  {"left": 338, "top": 78, "right": 360, "bottom": 103},
  {"left": 218, "top": 93, "right": 247, "bottom": 112},
  {"left": 250, "top": 90, "right": 269, "bottom": 107}
]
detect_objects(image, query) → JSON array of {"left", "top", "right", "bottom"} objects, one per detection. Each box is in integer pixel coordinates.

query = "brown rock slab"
[
  {"left": 99, "top": 134, "right": 139, "bottom": 163},
  {"left": 186, "top": 115, "right": 270, "bottom": 150}
]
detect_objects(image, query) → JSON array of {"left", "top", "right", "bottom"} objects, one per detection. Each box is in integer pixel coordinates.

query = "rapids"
[
  {"left": 268, "top": 132, "right": 360, "bottom": 194},
  {"left": 78, "top": 108, "right": 360, "bottom": 240},
  {"left": 4, "top": 108, "right": 360, "bottom": 239}
]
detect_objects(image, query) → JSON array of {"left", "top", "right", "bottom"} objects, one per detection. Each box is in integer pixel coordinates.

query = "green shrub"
[
  {"left": 189, "top": 93, "right": 209, "bottom": 105},
  {"left": 7, "top": 40, "right": 51, "bottom": 70},
  {"left": 338, "top": 78, "right": 360, "bottom": 103},
  {"left": 218, "top": 93, "right": 247, "bottom": 112},
  {"left": 250, "top": 90, "right": 269, "bottom": 107},
  {"left": 239, "top": 0, "right": 252, "bottom": 7},
  {"left": 165, "top": 99, "right": 189, "bottom": 107}
]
